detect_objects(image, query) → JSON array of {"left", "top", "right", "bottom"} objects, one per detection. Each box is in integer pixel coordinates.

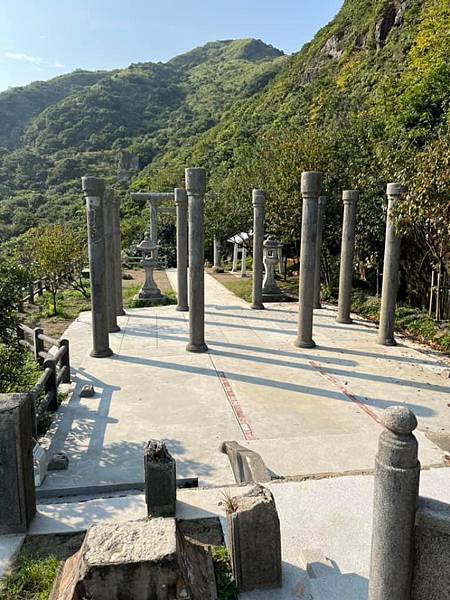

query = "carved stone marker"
[
  {"left": 262, "top": 236, "right": 285, "bottom": 302},
  {"left": 144, "top": 440, "right": 176, "bottom": 518},
  {"left": 368, "top": 406, "right": 420, "bottom": 600},
  {"left": 227, "top": 485, "right": 282, "bottom": 592},
  {"left": 0, "top": 393, "right": 36, "bottom": 533}
]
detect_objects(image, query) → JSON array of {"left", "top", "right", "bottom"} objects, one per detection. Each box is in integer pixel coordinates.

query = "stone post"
[
  {"left": 313, "top": 195, "right": 327, "bottom": 309},
  {"left": 241, "top": 247, "right": 247, "bottom": 278},
  {"left": 175, "top": 188, "right": 189, "bottom": 312},
  {"left": 111, "top": 191, "right": 125, "bottom": 316},
  {"left": 377, "top": 183, "right": 405, "bottom": 346},
  {"left": 231, "top": 243, "right": 239, "bottom": 273},
  {"left": 0, "top": 393, "right": 36, "bottom": 533},
  {"left": 213, "top": 235, "right": 221, "bottom": 270},
  {"left": 295, "top": 171, "right": 322, "bottom": 349},
  {"left": 82, "top": 176, "right": 113, "bottom": 358},
  {"left": 186, "top": 168, "right": 208, "bottom": 353},
  {"left": 369, "top": 406, "right": 420, "bottom": 600},
  {"left": 337, "top": 190, "right": 359, "bottom": 324},
  {"left": 103, "top": 188, "right": 120, "bottom": 333},
  {"left": 144, "top": 440, "right": 176, "bottom": 518},
  {"left": 251, "top": 189, "right": 266, "bottom": 310}
]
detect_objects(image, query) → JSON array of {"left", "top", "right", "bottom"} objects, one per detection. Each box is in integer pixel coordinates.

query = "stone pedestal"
[
  {"left": 295, "top": 171, "right": 322, "bottom": 349},
  {"left": 175, "top": 188, "right": 189, "bottom": 311},
  {"left": 135, "top": 233, "right": 163, "bottom": 305},
  {"left": 337, "top": 190, "right": 359, "bottom": 324},
  {"left": 228, "top": 485, "right": 282, "bottom": 592},
  {"left": 262, "top": 236, "right": 285, "bottom": 302},
  {"left": 82, "top": 176, "right": 113, "bottom": 358},
  {"left": 378, "top": 183, "right": 405, "bottom": 346},
  {"left": 0, "top": 393, "right": 36, "bottom": 533},
  {"left": 369, "top": 406, "right": 420, "bottom": 600},
  {"left": 144, "top": 440, "right": 176, "bottom": 518},
  {"left": 313, "top": 196, "right": 327, "bottom": 309},
  {"left": 186, "top": 168, "right": 208, "bottom": 353},
  {"left": 251, "top": 189, "right": 266, "bottom": 310}
]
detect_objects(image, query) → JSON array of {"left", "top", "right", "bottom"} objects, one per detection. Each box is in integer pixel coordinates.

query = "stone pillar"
[
  {"left": 0, "top": 393, "right": 36, "bottom": 533},
  {"left": 313, "top": 196, "right": 327, "bottom": 309},
  {"left": 103, "top": 188, "right": 120, "bottom": 333},
  {"left": 82, "top": 176, "right": 113, "bottom": 358},
  {"left": 175, "top": 188, "right": 189, "bottom": 312},
  {"left": 295, "top": 171, "right": 322, "bottom": 349},
  {"left": 186, "top": 168, "right": 208, "bottom": 353},
  {"left": 231, "top": 243, "right": 239, "bottom": 273},
  {"left": 213, "top": 235, "right": 221, "bottom": 270},
  {"left": 241, "top": 247, "right": 247, "bottom": 278},
  {"left": 228, "top": 485, "right": 282, "bottom": 592},
  {"left": 377, "top": 183, "right": 405, "bottom": 346},
  {"left": 144, "top": 440, "right": 176, "bottom": 518},
  {"left": 369, "top": 406, "right": 420, "bottom": 600},
  {"left": 337, "top": 190, "right": 359, "bottom": 324},
  {"left": 149, "top": 200, "right": 158, "bottom": 244},
  {"left": 251, "top": 189, "right": 266, "bottom": 310},
  {"left": 111, "top": 191, "right": 125, "bottom": 316}
]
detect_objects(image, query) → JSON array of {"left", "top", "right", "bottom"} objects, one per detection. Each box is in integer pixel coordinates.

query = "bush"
[{"left": 0, "top": 344, "right": 41, "bottom": 393}]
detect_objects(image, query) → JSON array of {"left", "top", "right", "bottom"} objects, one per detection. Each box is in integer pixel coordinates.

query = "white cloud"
[{"left": 4, "top": 52, "right": 64, "bottom": 69}]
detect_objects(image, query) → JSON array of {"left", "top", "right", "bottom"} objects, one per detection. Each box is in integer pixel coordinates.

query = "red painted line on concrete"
[
  {"left": 309, "top": 360, "right": 382, "bottom": 425},
  {"left": 213, "top": 366, "right": 255, "bottom": 441}
]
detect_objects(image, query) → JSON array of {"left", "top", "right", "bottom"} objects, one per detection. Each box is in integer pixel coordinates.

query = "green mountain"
[{"left": 0, "top": 38, "right": 285, "bottom": 240}]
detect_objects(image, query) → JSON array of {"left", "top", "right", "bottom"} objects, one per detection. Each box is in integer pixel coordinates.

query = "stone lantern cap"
[
  {"left": 263, "top": 235, "right": 283, "bottom": 250},
  {"left": 137, "top": 232, "right": 158, "bottom": 253}
]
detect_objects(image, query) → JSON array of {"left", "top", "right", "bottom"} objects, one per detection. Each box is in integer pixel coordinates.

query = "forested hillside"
[
  {"left": 136, "top": 0, "right": 450, "bottom": 305},
  {"left": 0, "top": 39, "right": 285, "bottom": 240}
]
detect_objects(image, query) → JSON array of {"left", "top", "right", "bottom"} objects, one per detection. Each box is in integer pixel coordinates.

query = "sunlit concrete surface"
[{"left": 41, "top": 270, "right": 450, "bottom": 492}]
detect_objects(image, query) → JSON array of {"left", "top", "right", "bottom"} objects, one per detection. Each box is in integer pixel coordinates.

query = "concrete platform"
[{"left": 39, "top": 270, "right": 449, "bottom": 493}]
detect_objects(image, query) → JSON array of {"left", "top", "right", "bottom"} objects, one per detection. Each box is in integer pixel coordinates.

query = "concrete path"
[{"left": 40, "top": 270, "right": 450, "bottom": 493}]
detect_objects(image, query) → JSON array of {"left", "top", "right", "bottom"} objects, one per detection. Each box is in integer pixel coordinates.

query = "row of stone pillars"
[{"left": 294, "top": 172, "right": 405, "bottom": 349}]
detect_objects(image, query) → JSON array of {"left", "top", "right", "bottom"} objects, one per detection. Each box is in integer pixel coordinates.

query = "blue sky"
[{"left": 0, "top": 0, "right": 343, "bottom": 92}]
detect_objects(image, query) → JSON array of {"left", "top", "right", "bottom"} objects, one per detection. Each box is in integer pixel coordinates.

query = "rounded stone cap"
[
  {"left": 343, "top": 190, "right": 359, "bottom": 202},
  {"left": 82, "top": 176, "right": 105, "bottom": 197},
  {"left": 382, "top": 405, "right": 418, "bottom": 435},
  {"left": 386, "top": 182, "right": 406, "bottom": 197},
  {"left": 301, "top": 172, "right": 322, "bottom": 196},
  {"left": 318, "top": 195, "right": 328, "bottom": 206},
  {"left": 174, "top": 188, "right": 187, "bottom": 204},
  {"left": 252, "top": 189, "right": 266, "bottom": 206},
  {"left": 185, "top": 168, "right": 206, "bottom": 195}
]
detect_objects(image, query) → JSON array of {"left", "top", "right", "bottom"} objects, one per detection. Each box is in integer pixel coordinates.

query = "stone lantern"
[
  {"left": 134, "top": 232, "right": 163, "bottom": 305},
  {"left": 262, "top": 236, "right": 285, "bottom": 302}
]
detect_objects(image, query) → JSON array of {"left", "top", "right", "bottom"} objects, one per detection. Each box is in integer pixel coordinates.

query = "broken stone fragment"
[
  {"left": 47, "top": 452, "right": 69, "bottom": 471},
  {"left": 79, "top": 385, "right": 95, "bottom": 398},
  {"left": 144, "top": 440, "right": 177, "bottom": 517}
]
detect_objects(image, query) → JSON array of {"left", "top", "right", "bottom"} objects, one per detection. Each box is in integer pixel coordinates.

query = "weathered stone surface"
[
  {"left": 176, "top": 522, "right": 218, "bottom": 600},
  {"left": 80, "top": 384, "right": 95, "bottom": 398},
  {"left": 47, "top": 452, "right": 69, "bottom": 471},
  {"left": 177, "top": 517, "right": 224, "bottom": 550},
  {"left": 322, "top": 34, "right": 343, "bottom": 60},
  {"left": 228, "top": 485, "right": 282, "bottom": 592},
  {"left": 0, "top": 393, "right": 36, "bottom": 534},
  {"left": 222, "top": 441, "right": 271, "bottom": 484},
  {"left": 382, "top": 405, "right": 417, "bottom": 435},
  {"left": 144, "top": 440, "right": 177, "bottom": 517},
  {"left": 411, "top": 496, "right": 450, "bottom": 600},
  {"left": 375, "top": 4, "right": 397, "bottom": 49}
]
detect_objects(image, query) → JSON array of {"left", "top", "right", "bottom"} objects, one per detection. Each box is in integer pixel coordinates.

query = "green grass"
[
  {"left": 214, "top": 274, "right": 253, "bottom": 303},
  {"left": 1, "top": 553, "right": 59, "bottom": 600},
  {"left": 211, "top": 546, "right": 238, "bottom": 600}
]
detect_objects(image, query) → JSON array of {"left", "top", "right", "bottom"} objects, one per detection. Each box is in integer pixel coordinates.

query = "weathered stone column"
[
  {"left": 251, "top": 189, "right": 266, "bottom": 310},
  {"left": 377, "top": 183, "right": 405, "bottom": 346},
  {"left": 186, "top": 168, "right": 208, "bottom": 353},
  {"left": 175, "top": 188, "right": 189, "bottom": 312},
  {"left": 144, "top": 440, "right": 176, "bottom": 518},
  {"left": 231, "top": 243, "right": 239, "bottom": 273},
  {"left": 337, "top": 190, "right": 359, "bottom": 324},
  {"left": 313, "top": 195, "right": 327, "bottom": 309},
  {"left": 213, "top": 235, "right": 221, "bottom": 270},
  {"left": 295, "top": 171, "right": 322, "bottom": 349},
  {"left": 103, "top": 188, "right": 120, "bottom": 333},
  {"left": 82, "top": 176, "right": 113, "bottom": 358},
  {"left": 241, "top": 247, "right": 247, "bottom": 278},
  {"left": 369, "top": 406, "right": 420, "bottom": 600},
  {"left": 111, "top": 191, "right": 125, "bottom": 316}
]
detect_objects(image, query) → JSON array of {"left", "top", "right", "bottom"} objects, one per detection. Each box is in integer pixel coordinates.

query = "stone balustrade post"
[
  {"left": 82, "top": 176, "right": 113, "bottom": 358},
  {"left": 313, "top": 195, "right": 327, "bottom": 309},
  {"left": 295, "top": 171, "right": 322, "bottom": 349},
  {"left": 175, "top": 188, "right": 189, "bottom": 312},
  {"left": 369, "top": 406, "right": 420, "bottom": 600},
  {"left": 377, "top": 183, "right": 405, "bottom": 346},
  {"left": 251, "top": 189, "right": 266, "bottom": 310},
  {"left": 337, "top": 190, "right": 359, "bottom": 323},
  {"left": 186, "top": 168, "right": 208, "bottom": 353}
]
